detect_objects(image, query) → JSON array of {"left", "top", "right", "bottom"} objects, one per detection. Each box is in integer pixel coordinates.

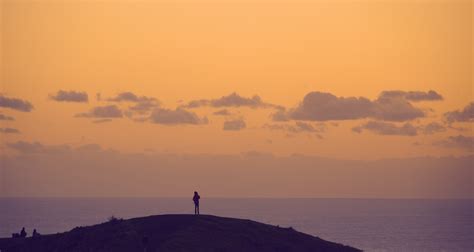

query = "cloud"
[
  {"left": 6, "top": 141, "right": 44, "bottom": 153},
  {"left": 0, "top": 95, "right": 33, "bottom": 112},
  {"left": 0, "top": 113, "right": 14, "bottom": 121},
  {"left": 108, "top": 92, "right": 160, "bottom": 113},
  {"left": 434, "top": 135, "right": 473, "bottom": 151},
  {"left": 93, "top": 119, "right": 113, "bottom": 124},
  {"left": 149, "top": 108, "right": 208, "bottom": 125},
  {"left": 422, "top": 122, "right": 446, "bottom": 135},
  {"left": 75, "top": 105, "right": 123, "bottom": 118},
  {"left": 183, "top": 92, "right": 282, "bottom": 109},
  {"left": 293, "top": 122, "right": 325, "bottom": 133},
  {"left": 223, "top": 119, "right": 246, "bottom": 131},
  {"left": 6, "top": 141, "right": 71, "bottom": 154},
  {"left": 274, "top": 91, "right": 430, "bottom": 122},
  {"left": 6, "top": 141, "right": 95, "bottom": 154},
  {"left": 213, "top": 109, "right": 231, "bottom": 116},
  {"left": 50, "top": 90, "right": 88, "bottom": 102},
  {"left": 444, "top": 102, "right": 474, "bottom": 123},
  {"left": 264, "top": 122, "right": 326, "bottom": 134},
  {"left": 282, "top": 92, "right": 373, "bottom": 121},
  {"left": 352, "top": 121, "right": 418, "bottom": 136},
  {"left": 379, "top": 90, "right": 443, "bottom": 102},
  {"left": 372, "top": 95, "right": 425, "bottom": 121},
  {"left": 0, "top": 128, "right": 20, "bottom": 134}
]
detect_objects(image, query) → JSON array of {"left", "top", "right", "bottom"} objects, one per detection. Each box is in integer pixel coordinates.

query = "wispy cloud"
[
  {"left": 0, "top": 128, "right": 20, "bottom": 134},
  {"left": 0, "top": 95, "right": 34, "bottom": 112},
  {"left": 50, "top": 90, "right": 88, "bottom": 102},
  {"left": 183, "top": 92, "right": 283, "bottom": 109},
  {"left": 223, "top": 119, "right": 246, "bottom": 131},
  {"left": 434, "top": 135, "right": 473, "bottom": 151},
  {"left": 149, "top": 108, "right": 208, "bottom": 125},
  {"left": 108, "top": 92, "right": 160, "bottom": 113},
  {"left": 213, "top": 109, "right": 232, "bottom": 116},
  {"left": 352, "top": 121, "right": 417, "bottom": 136},
  {"left": 378, "top": 90, "right": 443, "bottom": 102},
  {"left": 0, "top": 113, "right": 14, "bottom": 121},
  {"left": 264, "top": 122, "right": 326, "bottom": 134},
  {"left": 444, "top": 102, "right": 474, "bottom": 123},
  {"left": 75, "top": 105, "right": 123, "bottom": 118}
]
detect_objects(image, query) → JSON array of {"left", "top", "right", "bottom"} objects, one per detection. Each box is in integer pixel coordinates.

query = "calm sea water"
[{"left": 0, "top": 198, "right": 472, "bottom": 251}]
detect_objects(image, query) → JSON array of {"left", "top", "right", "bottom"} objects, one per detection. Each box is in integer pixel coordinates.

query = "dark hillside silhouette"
[{"left": 0, "top": 215, "right": 360, "bottom": 252}]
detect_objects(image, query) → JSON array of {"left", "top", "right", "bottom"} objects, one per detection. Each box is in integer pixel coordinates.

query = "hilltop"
[{"left": 0, "top": 214, "right": 360, "bottom": 252}]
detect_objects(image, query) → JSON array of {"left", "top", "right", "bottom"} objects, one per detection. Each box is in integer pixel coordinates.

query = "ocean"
[{"left": 0, "top": 198, "right": 472, "bottom": 251}]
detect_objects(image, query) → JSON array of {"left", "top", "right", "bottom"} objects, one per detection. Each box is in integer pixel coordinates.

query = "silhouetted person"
[
  {"left": 32, "top": 229, "right": 40, "bottom": 237},
  {"left": 20, "top": 227, "right": 27, "bottom": 238},
  {"left": 193, "top": 191, "right": 200, "bottom": 215}
]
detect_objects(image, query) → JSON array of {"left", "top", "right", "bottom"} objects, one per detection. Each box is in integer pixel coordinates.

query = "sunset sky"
[{"left": 1, "top": 0, "right": 472, "bottom": 198}]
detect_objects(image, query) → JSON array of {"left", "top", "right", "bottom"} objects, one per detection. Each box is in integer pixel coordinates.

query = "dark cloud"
[
  {"left": 286, "top": 92, "right": 374, "bottom": 121},
  {"left": 108, "top": 92, "right": 160, "bottom": 113},
  {"left": 183, "top": 92, "right": 282, "bottom": 109},
  {"left": 50, "top": 90, "right": 88, "bottom": 102},
  {"left": 444, "top": 102, "right": 474, "bottom": 123},
  {"left": 379, "top": 90, "right": 443, "bottom": 102},
  {"left": 6, "top": 141, "right": 71, "bottom": 154},
  {"left": 0, "top": 113, "right": 14, "bottom": 121},
  {"left": 422, "top": 122, "right": 446, "bottom": 135},
  {"left": 109, "top": 92, "right": 153, "bottom": 103},
  {"left": 264, "top": 122, "right": 326, "bottom": 134},
  {"left": 75, "top": 105, "right": 123, "bottom": 118},
  {"left": 223, "top": 119, "right": 246, "bottom": 131},
  {"left": 0, "top": 95, "right": 33, "bottom": 112},
  {"left": 149, "top": 108, "right": 208, "bottom": 125},
  {"left": 434, "top": 135, "right": 473, "bottom": 151},
  {"left": 371, "top": 95, "right": 425, "bottom": 121},
  {"left": 0, "top": 128, "right": 20, "bottom": 134},
  {"left": 352, "top": 121, "right": 417, "bottom": 136},
  {"left": 108, "top": 92, "right": 142, "bottom": 102},
  {"left": 274, "top": 91, "right": 429, "bottom": 122},
  {"left": 293, "top": 122, "right": 325, "bottom": 133},
  {"left": 213, "top": 109, "right": 231, "bottom": 116}
]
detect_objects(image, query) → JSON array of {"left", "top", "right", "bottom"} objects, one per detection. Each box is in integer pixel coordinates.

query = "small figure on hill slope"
[
  {"left": 193, "top": 191, "right": 201, "bottom": 215},
  {"left": 32, "top": 229, "right": 41, "bottom": 237},
  {"left": 20, "top": 227, "right": 27, "bottom": 238}
]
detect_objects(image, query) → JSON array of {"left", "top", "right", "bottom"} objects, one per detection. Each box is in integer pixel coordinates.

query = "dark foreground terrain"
[{"left": 0, "top": 214, "right": 360, "bottom": 252}]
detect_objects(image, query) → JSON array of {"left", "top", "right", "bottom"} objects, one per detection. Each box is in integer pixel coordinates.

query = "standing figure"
[
  {"left": 32, "top": 229, "right": 41, "bottom": 237},
  {"left": 20, "top": 227, "right": 27, "bottom": 238},
  {"left": 193, "top": 191, "right": 200, "bottom": 215}
]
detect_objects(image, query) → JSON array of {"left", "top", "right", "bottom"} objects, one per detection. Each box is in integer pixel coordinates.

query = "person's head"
[{"left": 194, "top": 191, "right": 198, "bottom": 195}]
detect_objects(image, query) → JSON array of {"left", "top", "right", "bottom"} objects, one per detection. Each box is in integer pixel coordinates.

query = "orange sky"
[
  {"left": 1, "top": 0, "right": 472, "bottom": 159},
  {"left": 0, "top": 0, "right": 472, "bottom": 197}
]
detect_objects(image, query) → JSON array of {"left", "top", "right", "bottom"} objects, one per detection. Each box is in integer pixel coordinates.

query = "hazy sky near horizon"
[{"left": 0, "top": 0, "right": 472, "bottom": 197}]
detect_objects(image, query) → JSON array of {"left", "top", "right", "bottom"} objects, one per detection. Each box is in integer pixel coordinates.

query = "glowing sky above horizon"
[{"left": 0, "top": 0, "right": 472, "bottom": 197}]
